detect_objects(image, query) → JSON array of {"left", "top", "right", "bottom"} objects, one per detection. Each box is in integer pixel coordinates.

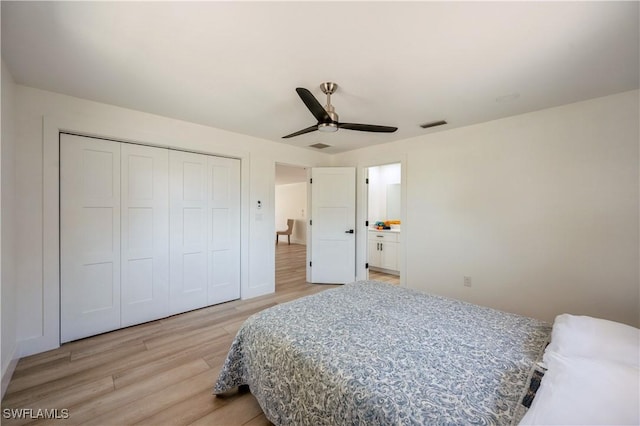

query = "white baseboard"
[{"left": 1, "top": 351, "right": 19, "bottom": 399}]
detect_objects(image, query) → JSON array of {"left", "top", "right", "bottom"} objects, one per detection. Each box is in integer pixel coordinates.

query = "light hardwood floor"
[
  {"left": 369, "top": 269, "right": 400, "bottom": 285},
  {"left": 1, "top": 244, "right": 398, "bottom": 425}
]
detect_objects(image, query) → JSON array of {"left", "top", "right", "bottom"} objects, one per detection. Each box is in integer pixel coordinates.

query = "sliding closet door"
[
  {"left": 208, "top": 156, "right": 240, "bottom": 305},
  {"left": 120, "top": 144, "right": 170, "bottom": 327},
  {"left": 61, "top": 134, "right": 121, "bottom": 343},
  {"left": 169, "top": 151, "right": 210, "bottom": 314},
  {"left": 169, "top": 152, "right": 241, "bottom": 313},
  {"left": 62, "top": 136, "right": 241, "bottom": 341}
]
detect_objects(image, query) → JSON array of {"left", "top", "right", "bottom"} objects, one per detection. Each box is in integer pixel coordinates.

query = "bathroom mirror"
[{"left": 386, "top": 183, "right": 401, "bottom": 220}]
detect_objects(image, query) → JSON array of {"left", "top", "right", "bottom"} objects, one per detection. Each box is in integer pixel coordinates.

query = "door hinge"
[
  {"left": 365, "top": 220, "right": 369, "bottom": 226},
  {"left": 310, "top": 178, "right": 312, "bottom": 184},
  {"left": 366, "top": 178, "right": 369, "bottom": 184},
  {"left": 365, "top": 263, "right": 369, "bottom": 269},
  {"left": 309, "top": 261, "right": 312, "bottom": 267},
  {"left": 309, "top": 219, "right": 312, "bottom": 226}
]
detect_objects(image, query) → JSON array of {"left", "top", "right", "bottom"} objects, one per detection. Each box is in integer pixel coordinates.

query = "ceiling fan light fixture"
[{"left": 318, "top": 122, "right": 339, "bottom": 133}]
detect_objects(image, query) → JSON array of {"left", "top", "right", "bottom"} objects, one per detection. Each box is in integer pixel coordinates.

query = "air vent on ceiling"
[
  {"left": 309, "top": 143, "right": 331, "bottom": 149},
  {"left": 420, "top": 120, "right": 447, "bottom": 129}
]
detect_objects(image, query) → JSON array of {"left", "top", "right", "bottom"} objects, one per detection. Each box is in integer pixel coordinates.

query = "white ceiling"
[{"left": 2, "top": 2, "right": 638, "bottom": 154}]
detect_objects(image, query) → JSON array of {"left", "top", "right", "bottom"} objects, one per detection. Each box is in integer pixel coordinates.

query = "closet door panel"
[
  {"left": 169, "top": 151, "right": 209, "bottom": 314},
  {"left": 121, "top": 144, "right": 170, "bottom": 327},
  {"left": 60, "top": 134, "right": 121, "bottom": 343},
  {"left": 208, "top": 157, "right": 241, "bottom": 305}
]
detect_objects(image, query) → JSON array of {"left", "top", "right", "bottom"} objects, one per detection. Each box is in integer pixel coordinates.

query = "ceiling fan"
[{"left": 282, "top": 82, "right": 398, "bottom": 139}]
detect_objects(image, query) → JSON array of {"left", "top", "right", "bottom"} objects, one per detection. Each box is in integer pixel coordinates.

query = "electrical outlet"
[{"left": 463, "top": 276, "right": 472, "bottom": 287}]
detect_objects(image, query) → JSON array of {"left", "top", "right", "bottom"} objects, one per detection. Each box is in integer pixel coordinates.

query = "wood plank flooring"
[
  {"left": 2, "top": 244, "right": 398, "bottom": 425},
  {"left": 369, "top": 269, "right": 400, "bottom": 285}
]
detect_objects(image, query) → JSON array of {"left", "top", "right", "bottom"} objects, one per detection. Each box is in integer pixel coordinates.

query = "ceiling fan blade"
[
  {"left": 296, "top": 88, "right": 331, "bottom": 123},
  {"left": 338, "top": 123, "right": 398, "bottom": 133},
  {"left": 282, "top": 124, "right": 318, "bottom": 139}
]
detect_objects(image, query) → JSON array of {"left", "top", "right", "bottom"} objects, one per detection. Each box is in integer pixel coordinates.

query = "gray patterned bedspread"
[{"left": 214, "top": 281, "right": 550, "bottom": 425}]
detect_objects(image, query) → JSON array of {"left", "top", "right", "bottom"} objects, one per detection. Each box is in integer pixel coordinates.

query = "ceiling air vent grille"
[
  {"left": 310, "top": 143, "right": 331, "bottom": 149},
  {"left": 420, "top": 120, "right": 447, "bottom": 129}
]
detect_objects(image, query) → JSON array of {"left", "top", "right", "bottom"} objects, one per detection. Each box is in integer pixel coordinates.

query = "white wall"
[
  {"left": 335, "top": 90, "right": 640, "bottom": 327},
  {"left": 1, "top": 59, "right": 19, "bottom": 396},
  {"left": 12, "top": 85, "right": 331, "bottom": 356},
  {"left": 275, "top": 182, "right": 307, "bottom": 245}
]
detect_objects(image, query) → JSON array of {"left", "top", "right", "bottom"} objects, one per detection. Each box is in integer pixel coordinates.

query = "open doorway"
[
  {"left": 275, "top": 163, "right": 308, "bottom": 290},
  {"left": 367, "top": 163, "right": 401, "bottom": 285}
]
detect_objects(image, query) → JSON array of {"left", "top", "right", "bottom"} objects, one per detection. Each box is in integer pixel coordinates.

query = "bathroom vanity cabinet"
[{"left": 368, "top": 229, "right": 400, "bottom": 275}]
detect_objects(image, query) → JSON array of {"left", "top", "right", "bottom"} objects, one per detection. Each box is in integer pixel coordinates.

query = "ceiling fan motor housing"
[{"left": 325, "top": 106, "right": 338, "bottom": 122}]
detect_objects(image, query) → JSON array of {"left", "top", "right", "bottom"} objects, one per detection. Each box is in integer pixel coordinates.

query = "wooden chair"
[{"left": 276, "top": 219, "right": 294, "bottom": 245}]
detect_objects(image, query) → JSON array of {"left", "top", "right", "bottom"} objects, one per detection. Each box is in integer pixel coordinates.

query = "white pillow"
[
  {"left": 543, "top": 314, "right": 639, "bottom": 367},
  {"left": 520, "top": 352, "right": 640, "bottom": 425}
]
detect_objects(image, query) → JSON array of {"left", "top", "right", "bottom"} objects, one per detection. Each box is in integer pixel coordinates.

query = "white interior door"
[
  {"left": 207, "top": 156, "right": 241, "bottom": 305},
  {"left": 310, "top": 167, "right": 356, "bottom": 284},
  {"left": 169, "top": 150, "right": 209, "bottom": 314},
  {"left": 120, "top": 144, "right": 170, "bottom": 326},
  {"left": 60, "top": 134, "right": 121, "bottom": 342}
]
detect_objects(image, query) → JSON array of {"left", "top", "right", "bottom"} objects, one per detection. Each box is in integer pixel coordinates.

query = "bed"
[{"left": 214, "top": 281, "right": 551, "bottom": 425}]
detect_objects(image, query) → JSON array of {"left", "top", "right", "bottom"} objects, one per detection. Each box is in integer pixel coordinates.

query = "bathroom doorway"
[{"left": 366, "top": 163, "right": 401, "bottom": 285}]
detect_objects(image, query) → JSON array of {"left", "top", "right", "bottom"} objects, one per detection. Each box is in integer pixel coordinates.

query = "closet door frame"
[
  {"left": 53, "top": 131, "right": 243, "bottom": 348},
  {"left": 38, "top": 123, "right": 247, "bottom": 354}
]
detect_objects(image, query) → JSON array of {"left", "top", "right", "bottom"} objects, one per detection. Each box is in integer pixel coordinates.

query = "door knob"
[{"left": 345, "top": 229, "right": 354, "bottom": 234}]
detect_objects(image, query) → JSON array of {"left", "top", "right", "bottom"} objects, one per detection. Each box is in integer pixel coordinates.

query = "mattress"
[{"left": 214, "top": 281, "right": 550, "bottom": 425}]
